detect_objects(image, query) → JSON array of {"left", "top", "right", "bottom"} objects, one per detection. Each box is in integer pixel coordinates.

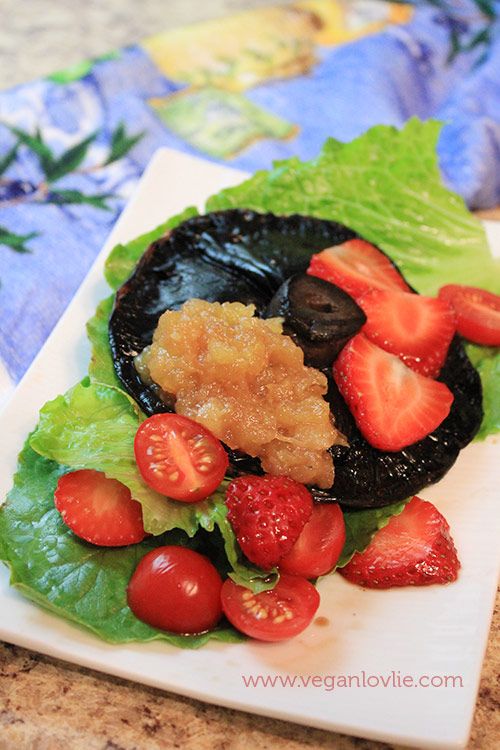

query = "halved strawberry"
[
  {"left": 307, "top": 238, "right": 410, "bottom": 300},
  {"left": 332, "top": 334, "right": 454, "bottom": 451},
  {"left": 54, "top": 469, "right": 146, "bottom": 547},
  {"left": 339, "top": 496, "right": 460, "bottom": 588},
  {"left": 438, "top": 284, "right": 500, "bottom": 346},
  {"left": 358, "top": 289, "right": 456, "bottom": 377}
]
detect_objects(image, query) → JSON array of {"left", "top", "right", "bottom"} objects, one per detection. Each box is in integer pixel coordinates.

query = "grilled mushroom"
[
  {"left": 266, "top": 273, "right": 366, "bottom": 367},
  {"left": 109, "top": 209, "right": 483, "bottom": 508}
]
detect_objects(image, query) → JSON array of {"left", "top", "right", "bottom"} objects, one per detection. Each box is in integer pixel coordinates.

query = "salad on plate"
[{"left": 0, "top": 118, "right": 499, "bottom": 648}]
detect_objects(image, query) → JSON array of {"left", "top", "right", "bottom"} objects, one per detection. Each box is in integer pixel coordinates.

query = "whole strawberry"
[{"left": 225, "top": 475, "right": 313, "bottom": 570}]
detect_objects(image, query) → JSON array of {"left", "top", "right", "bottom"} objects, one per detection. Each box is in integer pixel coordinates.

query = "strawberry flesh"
[
  {"left": 358, "top": 289, "right": 456, "bottom": 377},
  {"left": 439, "top": 284, "right": 500, "bottom": 346},
  {"left": 339, "top": 496, "right": 460, "bottom": 588},
  {"left": 225, "top": 475, "right": 313, "bottom": 570},
  {"left": 54, "top": 469, "right": 146, "bottom": 547},
  {"left": 333, "top": 333, "right": 454, "bottom": 452},
  {"left": 307, "top": 238, "right": 410, "bottom": 300}
]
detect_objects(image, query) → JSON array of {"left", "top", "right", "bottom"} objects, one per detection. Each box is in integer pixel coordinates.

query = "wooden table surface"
[{"left": 0, "top": 593, "right": 498, "bottom": 750}]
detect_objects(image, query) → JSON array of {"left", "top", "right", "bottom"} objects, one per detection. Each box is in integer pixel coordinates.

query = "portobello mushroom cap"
[{"left": 109, "top": 209, "right": 483, "bottom": 509}]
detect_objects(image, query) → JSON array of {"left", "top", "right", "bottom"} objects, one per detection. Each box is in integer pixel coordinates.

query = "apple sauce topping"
[{"left": 138, "top": 299, "right": 343, "bottom": 488}]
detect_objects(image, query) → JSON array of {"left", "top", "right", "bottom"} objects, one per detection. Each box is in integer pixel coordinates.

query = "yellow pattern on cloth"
[{"left": 142, "top": 1, "right": 412, "bottom": 91}]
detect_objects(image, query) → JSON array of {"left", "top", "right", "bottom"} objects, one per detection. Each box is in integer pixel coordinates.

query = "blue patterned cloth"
[{"left": 0, "top": 2, "right": 499, "bottom": 389}]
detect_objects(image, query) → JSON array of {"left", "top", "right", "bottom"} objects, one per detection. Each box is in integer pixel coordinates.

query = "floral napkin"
[{"left": 0, "top": 0, "right": 498, "bottom": 397}]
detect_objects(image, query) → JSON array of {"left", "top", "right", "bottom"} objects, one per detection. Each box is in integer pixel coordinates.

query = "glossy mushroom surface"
[
  {"left": 109, "top": 209, "right": 482, "bottom": 508},
  {"left": 266, "top": 273, "right": 366, "bottom": 367}
]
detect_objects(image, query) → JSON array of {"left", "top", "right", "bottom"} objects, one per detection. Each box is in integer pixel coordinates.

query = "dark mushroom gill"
[{"left": 109, "top": 209, "right": 483, "bottom": 509}]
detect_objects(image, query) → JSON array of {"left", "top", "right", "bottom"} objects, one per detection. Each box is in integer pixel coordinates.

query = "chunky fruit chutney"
[{"left": 139, "top": 299, "right": 344, "bottom": 488}]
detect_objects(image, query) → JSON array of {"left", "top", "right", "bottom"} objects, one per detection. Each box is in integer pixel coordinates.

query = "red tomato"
[
  {"left": 278, "top": 503, "right": 346, "bottom": 578},
  {"left": 438, "top": 284, "right": 500, "bottom": 346},
  {"left": 134, "top": 413, "right": 228, "bottom": 502},
  {"left": 127, "top": 546, "right": 223, "bottom": 634},
  {"left": 54, "top": 469, "right": 145, "bottom": 547},
  {"left": 221, "top": 574, "right": 320, "bottom": 642}
]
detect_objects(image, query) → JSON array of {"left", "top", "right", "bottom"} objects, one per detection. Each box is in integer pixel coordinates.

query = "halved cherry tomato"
[
  {"left": 134, "top": 414, "right": 228, "bottom": 502},
  {"left": 278, "top": 503, "right": 346, "bottom": 578},
  {"left": 438, "top": 284, "right": 500, "bottom": 346},
  {"left": 127, "top": 546, "right": 223, "bottom": 634},
  {"left": 54, "top": 469, "right": 145, "bottom": 547},
  {"left": 221, "top": 574, "right": 320, "bottom": 642}
]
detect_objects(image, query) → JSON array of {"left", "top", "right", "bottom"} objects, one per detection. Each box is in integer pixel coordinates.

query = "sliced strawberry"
[
  {"left": 358, "top": 289, "right": 456, "bottom": 377},
  {"left": 438, "top": 284, "right": 500, "bottom": 346},
  {"left": 339, "top": 496, "right": 460, "bottom": 588},
  {"left": 307, "top": 238, "right": 410, "bottom": 300},
  {"left": 54, "top": 469, "right": 146, "bottom": 547},
  {"left": 333, "top": 334, "right": 454, "bottom": 451}
]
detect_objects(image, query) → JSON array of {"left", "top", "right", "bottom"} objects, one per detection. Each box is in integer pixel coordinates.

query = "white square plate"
[{"left": 1, "top": 148, "right": 499, "bottom": 750}]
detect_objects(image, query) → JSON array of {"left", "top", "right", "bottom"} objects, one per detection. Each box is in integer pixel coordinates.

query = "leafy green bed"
[{"left": 0, "top": 119, "right": 498, "bottom": 647}]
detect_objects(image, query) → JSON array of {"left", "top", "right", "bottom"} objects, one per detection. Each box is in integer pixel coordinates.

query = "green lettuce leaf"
[
  {"left": 0, "top": 441, "right": 243, "bottom": 647},
  {"left": 86, "top": 295, "right": 122, "bottom": 389},
  {"left": 207, "top": 119, "right": 500, "bottom": 296},
  {"left": 464, "top": 343, "right": 500, "bottom": 440},
  {"left": 336, "top": 499, "right": 410, "bottom": 569}
]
